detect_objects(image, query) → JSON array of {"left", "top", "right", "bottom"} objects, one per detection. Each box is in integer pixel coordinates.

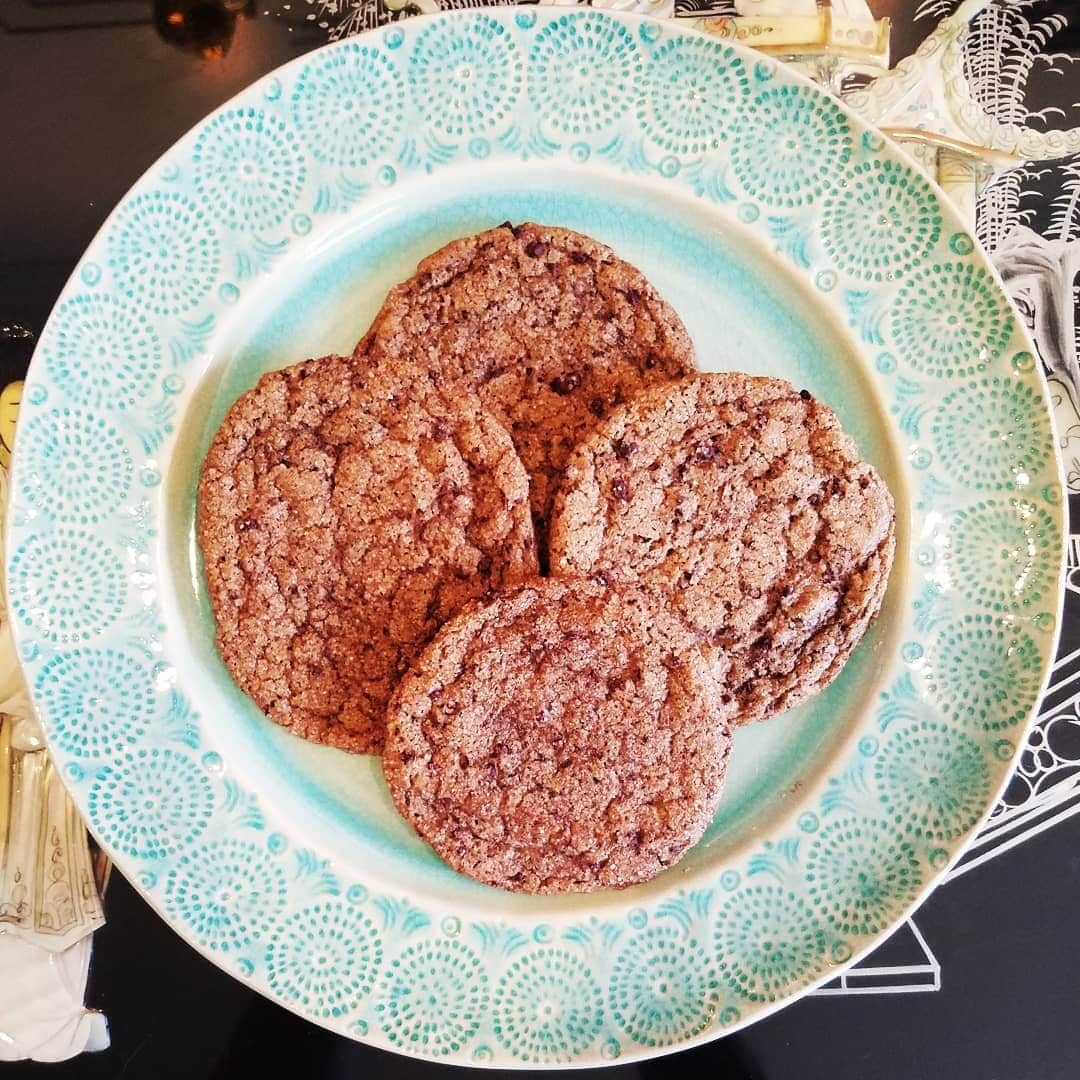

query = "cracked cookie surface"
[
  {"left": 198, "top": 354, "right": 538, "bottom": 755},
  {"left": 360, "top": 222, "right": 695, "bottom": 537},
  {"left": 383, "top": 577, "right": 736, "bottom": 894},
  {"left": 549, "top": 373, "right": 896, "bottom": 724}
]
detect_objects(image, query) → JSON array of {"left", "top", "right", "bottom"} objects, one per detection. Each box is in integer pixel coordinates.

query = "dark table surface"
[{"left": 3, "top": 3, "right": 1080, "bottom": 1078}]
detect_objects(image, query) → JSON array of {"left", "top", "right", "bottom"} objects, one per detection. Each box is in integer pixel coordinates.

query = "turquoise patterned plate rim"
[{"left": 6, "top": 8, "right": 1066, "bottom": 1066}]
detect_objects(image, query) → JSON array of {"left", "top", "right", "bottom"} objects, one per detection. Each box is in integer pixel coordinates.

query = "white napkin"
[{"left": 0, "top": 935, "right": 109, "bottom": 1062}]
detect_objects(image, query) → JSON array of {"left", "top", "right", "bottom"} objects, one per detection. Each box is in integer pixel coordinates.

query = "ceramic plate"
[{"left": 6, "top": 8, "right": 1066, "bottom": 1066}]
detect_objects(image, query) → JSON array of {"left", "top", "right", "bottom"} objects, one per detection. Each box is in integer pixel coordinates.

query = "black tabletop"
[{"left": 3, "top": 3, "right": 1080, "bottom": 1078}]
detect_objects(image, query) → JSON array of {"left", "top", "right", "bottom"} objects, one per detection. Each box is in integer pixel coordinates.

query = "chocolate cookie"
[
  {"left": 198, "top": 354, "right": 538, "bottom": 755},
  {"left": 382, "top": 577, "right": 736, "bottom": 895},
  {"left": 360, "top": 222, "right": 695, "bottom": 536},
  {"left": 549, "top": 373, "right": 896, "bottom": 724}
]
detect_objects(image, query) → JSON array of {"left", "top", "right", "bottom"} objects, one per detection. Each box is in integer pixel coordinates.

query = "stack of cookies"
[{"left": 198, "top": 222, "right": 895, "bottom": 895}]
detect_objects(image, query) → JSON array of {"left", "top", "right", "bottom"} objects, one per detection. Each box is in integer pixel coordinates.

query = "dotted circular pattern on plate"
[
  {"left": 923, "top": 616, "right": 1043, "bottom": 731},
  {"left": 8, "top": 530, "right": 127, "bottom": 646},
  {"left": 87, "top": 747, "right": 213, "bottom": 860},
  {"left": 492, "top": 949, "right": 604, "bottom": 1063},
  {"left": 637, "top": 37, "right": 749, "bottom": 156},
  {"left": 33, "top": 648, "right": 156, "bottom": 760},
  {"left": 874, "top": 721, "right": 992, "bottom": 842},
  {"left": 18, "top": 408, "right": 132, "bottom": 523},
  {"left": 106, "top": 191, "right": 220, "bottom": 315},
  {"left": 945, "top": 498, "right": 1060, "bottom": 612},
  {"left": 609, "top": 926, "right": 720, "bottom": 1047},
  {"left": 730, "top": 84, "right": 853, "bottom": 207},
  {"left": 375, "top": 938, "right": 489, "bottom": 1057},
  {"left": 164, "top": 837, "right": 289, "bottom": 955},
  {"left": 820, "top": 159, "right": 941, "bottom": 281},
  {"left": 411, "top": 15, "right": 523, "bottom": 139},
  {"left": 889, "top": 261, "right": 1012, "bottom": 379},
  {"left": 715, "top": 886, "right": 828, "bottom": 1004},
  {"left": 805, "top": 817, "right": 922, "bottom": 937},
  {"left": 291, "top": 44, "right": 404, "bottom": 168},
  {"left": 38, "top": 294, "right": 162, "bottom": 411},
  {"left": 7, "top": 8, "right": 1063, "bottom": 1068},
  {"left": 265, "top": 902, "right": 383, "bottom": 1018},
  {"left": 193, "top": 108, "right": 306, "bottom": 233},
  {"left": 527, "top": 11, "right": 641, "bottom": 136},
  {"left": 931, "top": 377, "right": 1052, "bottom": 491}
]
